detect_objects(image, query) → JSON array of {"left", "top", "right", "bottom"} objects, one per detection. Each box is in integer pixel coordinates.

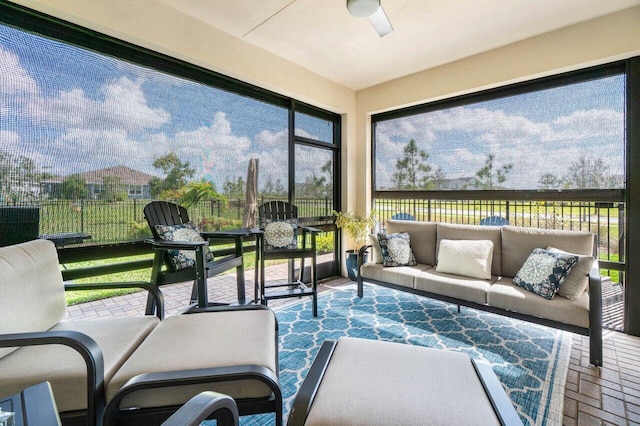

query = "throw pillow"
[
  {"left": 155, "top": 222, "right": 214, "bottom": 271},
  {"left": 436, "top": 239, "right": 494, "bottom": 280},
  {"left": 260, "top": 218, "right": 298, "bottom": 250},
  {"left": 378, "top": 232, "right": 417, "bottom": 267},
  {"left": 547, "top": 246, "right": 594, "bottom": 300},
  {"left": 512, "top": 248, "right": 578, "bottom": 300}
]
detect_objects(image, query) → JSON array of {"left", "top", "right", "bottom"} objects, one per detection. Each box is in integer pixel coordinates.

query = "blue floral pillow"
[
  {"left": 155, "top": 222, "right": 214, "bottom": 271},
  {"left": 260, "top": 218, "right": 298, "bottom": 251},
  {"left": 512, "top": 248, "right": 578, "bottom": 299},
  {"left": 378, "top": 232, "right": 417, "bottom": 267}
]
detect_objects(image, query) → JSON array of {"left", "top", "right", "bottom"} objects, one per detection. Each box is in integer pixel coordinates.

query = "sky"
[
  {"left": 375, "top": 75, "right": 625, "bottom": 190},
  {"left": 0, "top": 22, "right": 625, "bottom": 194},
  {"left": 0, "top": 23, "right": 334, "bottom": 193}
]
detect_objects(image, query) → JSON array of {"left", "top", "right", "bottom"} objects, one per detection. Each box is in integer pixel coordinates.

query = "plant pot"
[{"left": 345, "top": 249, "right": 369, "bottom": 281}]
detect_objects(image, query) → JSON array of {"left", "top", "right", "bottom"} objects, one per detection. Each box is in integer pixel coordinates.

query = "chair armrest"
[
  {"left": 200, "top": 228, "right": 252, "bottom": 239},
  {"left": 588, "top": 260, "right": 603, "bottom": 366},
  {"left": 299, "top": 226, "right": 321, "bottom": 234},
  {"left": 146, "top": 238, "right": 208, "bottom": 251},
  {"left": 161, "top": 391, "right": 239, "bottom": 426},
  {"left": 0, "top": 330, "right": 105, "bottom": 426},
  {"left": 64, "top": 281, "right": 165, "bottom": 320}
]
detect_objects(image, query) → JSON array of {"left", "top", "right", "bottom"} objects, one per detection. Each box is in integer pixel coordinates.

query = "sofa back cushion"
[
  {"left": 436, "top": 223, "right": 502, "bottom": 276},
  {"left": 501, "top": 226, "right": 594, "bottom": 278},
  {"left": 0, "top": 239, "right": 67, "bottom": 359},
  {"left": 386, "top": 220, "right": 437, "bottom": 265}
]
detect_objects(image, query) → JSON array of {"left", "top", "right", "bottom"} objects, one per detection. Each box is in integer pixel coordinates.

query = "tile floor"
[{"left": 65, "top": 264, "right": 640, "bottom": 425}]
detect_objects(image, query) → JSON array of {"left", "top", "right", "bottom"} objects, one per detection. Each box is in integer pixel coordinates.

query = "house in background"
[{"left": 42, "top": 165, "right": 156, "bottom": 200}]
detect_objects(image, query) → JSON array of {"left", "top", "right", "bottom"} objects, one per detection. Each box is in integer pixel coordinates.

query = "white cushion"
[
  {"left": 547, "top": 246, "right": 594, "bottom": 300},
  {"left": 436, "top": 239, "right": 494, "bottom": 280}
]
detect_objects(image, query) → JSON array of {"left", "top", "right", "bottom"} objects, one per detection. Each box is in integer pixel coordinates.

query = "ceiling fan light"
[{"left": 347, "top": 0, "right": 381, "bottom": 18}]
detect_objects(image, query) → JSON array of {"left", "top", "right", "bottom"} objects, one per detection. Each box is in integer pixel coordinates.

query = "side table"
[{"left": 0, "top": 382, "right": 60, "bottom": 426}]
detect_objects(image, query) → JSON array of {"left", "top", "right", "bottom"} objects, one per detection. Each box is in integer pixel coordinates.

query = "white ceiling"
[{"left": 157, "top": 0, "right": 640, "bottom": 91}]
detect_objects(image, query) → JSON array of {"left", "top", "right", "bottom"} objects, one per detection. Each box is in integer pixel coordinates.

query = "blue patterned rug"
[{"left": 238, "top": 283, "right": 571, "bottom": 426}]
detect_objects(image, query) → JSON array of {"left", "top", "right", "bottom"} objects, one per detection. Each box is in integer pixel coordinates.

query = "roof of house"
[{"left": 46, "top": 166, "right": 157, "bottom": 185}]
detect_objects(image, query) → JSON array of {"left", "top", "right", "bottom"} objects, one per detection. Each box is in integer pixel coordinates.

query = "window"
[{"left": 374, "top": 71, "right": 625, "bottom": 192}]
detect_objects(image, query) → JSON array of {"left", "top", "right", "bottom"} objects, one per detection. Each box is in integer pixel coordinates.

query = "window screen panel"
[{"left": 374, "top": 75, "right": 625, "bottom": 191}]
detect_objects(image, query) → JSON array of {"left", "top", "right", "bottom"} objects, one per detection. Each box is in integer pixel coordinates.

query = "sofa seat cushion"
[
  {"left": 106, "top": 308, "right": 278, "bottom": 409},
  {"left": 0, "top": 316, "right": 159, "bottom": 413},
  {"left": 487, "top": 277, "right": 589, "bottom": 328},
  {"left": 436, "top": 223, "right": 502, "bottom": 277},
  {"left": 360, "top": 263, "right": 429, "bottom": 289},
  {"left": 386, "top": 220, "right": 437, "bottom": 266},
  {"left": 501, "top": 226, "right": 593, "bottom": 278},
  {"left": 414, "top": 267, "right": 495, "bottom": 305}
]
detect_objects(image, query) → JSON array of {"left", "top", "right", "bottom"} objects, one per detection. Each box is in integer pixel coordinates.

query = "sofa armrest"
[
  {"left": 161, "top": 391, "right": 239, "bottom": 426},
  {"left": 0, "top": 329, "right": 105, "bottom": 425},
  {"left": 64, "top": 281, "right": 165, "bottom": 320},
  {"left": 356, "top": 245, "right": 372, "bottom": 298},
  {"left": 588, "top": 260, "right": 603, "bottom": 366}
]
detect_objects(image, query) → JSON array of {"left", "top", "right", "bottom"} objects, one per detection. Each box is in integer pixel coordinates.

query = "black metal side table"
[{"left": 0, "top": 382, "right": 60, "bottom": 425}]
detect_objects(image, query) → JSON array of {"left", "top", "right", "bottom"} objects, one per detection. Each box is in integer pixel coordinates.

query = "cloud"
[{"left": 0, "top": 46, "right": 39, "bottom": 95}]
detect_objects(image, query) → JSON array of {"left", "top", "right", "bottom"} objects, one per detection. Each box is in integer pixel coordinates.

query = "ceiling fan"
[{"left": 346, "top": 0, "right": 394, "bottom": 37}]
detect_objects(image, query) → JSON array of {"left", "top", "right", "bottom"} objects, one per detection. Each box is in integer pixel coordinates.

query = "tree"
[
  {"left": 60, "top": 174, "right": 87, "bottom": 200},
  {"left": 179, "top": 180, "right": 220, "bottom": 207},
  {"left": 562, "top": 155, "right": 615, "bottom": 189},
  {"left": 223, "top": 176, "right": 246, "bottom": 199},
  {"left": 392, "top": 139, "right": 432, "bottom": 189},
  {"left": 99, "top": 176, "right": 127, "bottom": 202},
  {"left": 538, "top": 173, "right": 561, "bottom": 190},
  {"left": 0, "top": 151, "right": 42, "bottom": 203},
  {"left": 148, "top": 152, "right": 195, "bottom": 199},
  {"left": 473, "top": 154, "right": 512, "bottom": 190}
]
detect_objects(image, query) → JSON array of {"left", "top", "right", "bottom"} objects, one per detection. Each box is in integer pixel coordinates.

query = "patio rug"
[{"left": 236, "top": 283, "right": 571, "bottom": 426}]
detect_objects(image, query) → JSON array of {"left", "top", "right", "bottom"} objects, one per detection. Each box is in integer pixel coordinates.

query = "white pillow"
[
  {"left": 436, "top": 239, "right": 494, "bottom": 280},
  {"left": 546, "top": 246, "right": 594, "bottom": 300}
]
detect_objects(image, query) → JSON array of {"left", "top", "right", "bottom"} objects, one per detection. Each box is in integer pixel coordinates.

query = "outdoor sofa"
[
  {"left": 358, "top": 220, "right": 603, "bottom": 366},
  {"left": 0, "top": 239, "right": 282, "bottom": 425}
]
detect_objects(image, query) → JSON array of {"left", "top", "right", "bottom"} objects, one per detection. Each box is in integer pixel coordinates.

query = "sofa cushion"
[
  {"left": 378, "top": 232, "right": 417, "bottom": 267},
  {"left": 369, "top": 234, "right": 383, "bottom": 264},
  {"left": 0, "top": 316, "right": 159, "bottom": 413},
  {"left": 414, "top": 267, "right": 494, "bottom": 305},
  {"left": 512, "top": 248, "right": 578, "bottom": 299},
  {"left": 547, "top": 246, "right": 594, "bottom": 300},
  {"left": 501, "top": 226, "right": 593, "bottom": 278},
  {"left": 155, "top": 222, "right": 214, "bottom": 271},
  {"left": 106, "top": 308, "right": 278, "bottom": 408},
  {"left": 436, "top": 223, "right": 502, "bottom": 276},
  {"left": 436, "top": 239, "right": 493, "bottom": 280},
  {"left": 386, "top": 220, "right": 437, "bottom": 266},
  {"left": 0, "top": 239, "right": 67, "bottom": 359},
  {"left": 360, "top": 263, "right": 428, "bottom": 289},
  {"left": 487, "top": 277, "right": 590, "bottom": 328}
]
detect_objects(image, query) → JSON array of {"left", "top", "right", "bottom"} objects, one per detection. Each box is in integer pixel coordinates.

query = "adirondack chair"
[
  {"left": 391, "top": 212, "right": 415, "bottom": 221},
  {"left": 254, "top": 201, "right": 319, "bottom": 316},
  {"left": 144, "top": 201, "right": 251, "bottom": 312},
  {"left": 479, "top": 216, "right": 510, "bottom": 226}
]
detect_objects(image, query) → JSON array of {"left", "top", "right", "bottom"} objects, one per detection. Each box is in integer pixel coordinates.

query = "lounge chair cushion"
[
  {"left": 106, "top": 308, "right": 278, "bottom": 408},
  {"left": 0, "top": 316, "right": 159, "bottom": 412},
  {"left": 0, "top": 239, "right": 67, "bottom": 359}
]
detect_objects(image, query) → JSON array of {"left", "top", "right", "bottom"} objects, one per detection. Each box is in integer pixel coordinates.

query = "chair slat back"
[
  {"left": 144, "top": 201, "right": 191, "bottom": 240},
  {"left": 258, "top": 201, "right": 298, "bottom": 221}
]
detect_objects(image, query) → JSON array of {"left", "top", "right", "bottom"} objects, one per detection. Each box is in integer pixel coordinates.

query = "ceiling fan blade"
[{"left": 368, "top": 6, "right": 393, "bottom": 37}]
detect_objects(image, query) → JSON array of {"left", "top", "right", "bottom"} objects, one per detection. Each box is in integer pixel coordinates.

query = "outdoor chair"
[
  {"left": 0, "top": 239, "right": 282, "bottom": 426},
  {"left": 479, "top": 216, "right": 510, "bottom": 226},
  {"left": 144, "top": 201, "right": 251, "bottom": 312},
  {"left": 254, "top": 201, "right": 319, "bottom": 317},
  {"left": 391, "top": 212, "right": 415, "bottom": 220}
]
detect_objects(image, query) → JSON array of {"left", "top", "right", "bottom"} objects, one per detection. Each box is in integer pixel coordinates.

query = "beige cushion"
[
  {"left": 106, "top": 308, "right": 278, "bottom": 408},
  {"left": 360, "top": 263, "right": 429, "bottom": 289},
  {"left": 437, "top": 223, "right": 502, "bottom": 276},
  {"left": 0, "top": 239, "right": 67, "bottom": 359},
  {"left": 436, "top": 239, "right": 494, "bottom": 279},
  {"left": 304, "top": 337, "right": 501, "bottom": 426},
  {"left": 487, "top": 277, "right": 590, "bottom": 328},
  {"left": 547, "top": 246, "right": 594, "bottom": 300},
  {"left": 369, "top": 234, "right": 383, "bottom": 264},
  {"left": 501, "top": 226, "right": 593, "bottom": 278},
  {"left": 386, "top": 220, "right": 437, "bottom": 266},
  {"left": 0, "top": 316, "right": 159, "bottom": 413},
  {"left": 414, "top": 267, "right": 494, "bottom": 305}
]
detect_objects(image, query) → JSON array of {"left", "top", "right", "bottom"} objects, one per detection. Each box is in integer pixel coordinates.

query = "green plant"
[{"left": 333, "top": 209, "right": 376, "bottom": 250}]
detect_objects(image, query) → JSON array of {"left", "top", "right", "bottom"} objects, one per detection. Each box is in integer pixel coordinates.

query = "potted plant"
[{"left": 333, "top": 209, "right": 376, "bottom": 281}]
